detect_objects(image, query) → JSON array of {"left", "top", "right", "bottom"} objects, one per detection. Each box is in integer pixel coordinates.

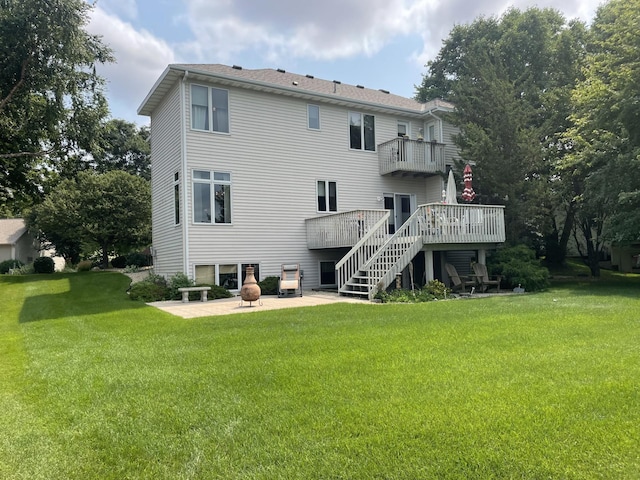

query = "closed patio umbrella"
[
  {"left": 461, "top": 164, "right": 476, "bottom": 202},
  {"left": 445, "top": 169, "right": 458, "bottom": 204}
]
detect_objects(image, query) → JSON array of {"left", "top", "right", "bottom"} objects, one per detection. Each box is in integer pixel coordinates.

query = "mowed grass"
[{"left": 1, "top": 272, "right": 639, "bottom": 479}]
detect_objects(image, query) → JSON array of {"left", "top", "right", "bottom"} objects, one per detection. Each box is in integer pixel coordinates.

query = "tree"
[
  {"left": 58, "top": 119, "right": 151, "bottom": 181},
  {"left": 0, "top": 0, "right": 112, "bottom": 211},
  {"left": 416, "top": 8, "right": 588, "bottom": 262},
  {"left": 563, "top": 0, "right": 640, "bottom": 276},
  {"left": 29, "top": 171, "right": 151, "bottom": 268}
]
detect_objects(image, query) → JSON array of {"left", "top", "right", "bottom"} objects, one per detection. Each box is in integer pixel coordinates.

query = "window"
[
  {"left": 349, "top": 112, "right": 375, "bottom": 151},
  {"left": 428, "top": 125, "right": 436, "bottom": 141},
  {"left": 308, "top": 104, "right": 320, "bottom": 129},
  {"left": 320, "top": 261, "right": 337, "bottom": 286},
  {"left": 317, "top": 180, "right": 337, "bottom": 212},
  {"left": 397, "top": 121, "right": 408, "bottom": 137},
  {"left": 193, "top": 170, "right": 232, "bottom": 224},
  {"left": 191, "top": 84, "right": 229, "bottom": 133},
  {"left": 173, "top": 172, "right": 180, "bottom": 225},
  {"left": 195, "top": 263, "right": 259, "bottom": 290}
]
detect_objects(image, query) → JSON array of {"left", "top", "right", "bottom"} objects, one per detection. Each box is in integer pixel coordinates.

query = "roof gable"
[{"left": 0, "top": 218, "right": 28, "bottom": 245}]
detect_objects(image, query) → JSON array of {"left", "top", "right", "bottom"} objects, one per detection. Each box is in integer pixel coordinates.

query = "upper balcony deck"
[{"left": 378, "top": 138, "right": 446, "bottom": 176}]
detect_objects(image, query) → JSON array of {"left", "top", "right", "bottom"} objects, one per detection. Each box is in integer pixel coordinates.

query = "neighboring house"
[
  {"left": 138, "top": 64, "right": 505, "bottom": 298},
  {"left": 0, "top": 218, "right": 38, "bottom": 265}
]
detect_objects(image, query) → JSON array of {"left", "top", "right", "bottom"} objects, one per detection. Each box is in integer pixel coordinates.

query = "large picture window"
[
  {"left": 317, "top": 180, "right": 337, "bottom": 212},
  {"left": 193, "top": 170, "right": 232, "bottom": 224},
  {"left": 349, "top": 112, "right": 375, "bottom": 151},
  {"left": 191, "top": 84, "right": 229, "bottom": 133}
]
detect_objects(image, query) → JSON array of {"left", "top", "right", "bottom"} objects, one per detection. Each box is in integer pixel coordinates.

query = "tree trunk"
[{"left": 101, "top": 243, "right": 109, "bottom": 269}]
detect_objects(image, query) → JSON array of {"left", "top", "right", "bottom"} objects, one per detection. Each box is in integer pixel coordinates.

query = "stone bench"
[{"left": 178, "top": 286, "right": 211, "bottom": 303}]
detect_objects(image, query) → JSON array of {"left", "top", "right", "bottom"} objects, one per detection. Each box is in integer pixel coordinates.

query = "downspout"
[{"left": 181, "top": 71, "right": 190, "bottom": 277}]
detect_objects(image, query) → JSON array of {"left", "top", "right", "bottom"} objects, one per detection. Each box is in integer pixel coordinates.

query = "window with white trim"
[
  {"left": 193, "top": 170, "right": 232, "bottom": 224},
  {"left": 191, "top": 84, "right": 229, "bottom": 133},
  {"left": 308, "top": 104, "right": 320, "bottom": 130},
  {"left": 349, "top": 112, "right": 375, "bottom": 151},
  {"left": 194, "top": 263, "right": 260, "bottom": 290},
  {"left": 317, "top": 180, "right": 337, "bottom": 212}
]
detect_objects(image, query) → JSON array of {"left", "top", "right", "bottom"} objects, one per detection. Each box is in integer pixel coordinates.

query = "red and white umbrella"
[{"left": 461, "top": 164, "right": 476, "bottom": 202}]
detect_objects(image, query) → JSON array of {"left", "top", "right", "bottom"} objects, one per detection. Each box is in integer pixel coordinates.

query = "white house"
[
  {"left": 138, "top": 64, "right": 505, "bottom": 298},
  {"left": 0, "top": 218, "right": 38, "bottom": 266}
]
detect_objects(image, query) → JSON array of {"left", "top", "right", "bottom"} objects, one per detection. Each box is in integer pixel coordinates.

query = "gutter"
[{"left": 181, "top": 71, "right": 190, "bottom": 277}]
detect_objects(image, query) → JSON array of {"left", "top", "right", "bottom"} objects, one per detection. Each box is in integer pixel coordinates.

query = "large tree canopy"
[
  {"left": 563, "top": 0, "right": 640, "bottom": 275},
  {"left": 0, "top": 0, "right": 112, "bottom": 211},
  {"left": 29, "top": 171, "right": 151, "bottom": 268},
  {"left": 416, "top": 8, "right": 588, "bottom": 262}
]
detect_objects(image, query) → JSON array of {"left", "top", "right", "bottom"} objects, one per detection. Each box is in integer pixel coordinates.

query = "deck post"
[{"left": 424, "top": 249, "right": 434, "bottom": 283}]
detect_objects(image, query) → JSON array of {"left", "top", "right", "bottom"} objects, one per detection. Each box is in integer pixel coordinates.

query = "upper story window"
[
  {"left": 308, "top": 104, "right": 320, "bottom": 130},
  {"left": 349, "top": 112, "right": 375, "bottom": 151},
  {"left": 191, "top": 85, "right": 229, "bottom": 133},
  {"left": 317, "top": 180, "right": 337, "bottom": 212},
  {"left": 193, "top": 170, "right": 232, "bottom": 224}
]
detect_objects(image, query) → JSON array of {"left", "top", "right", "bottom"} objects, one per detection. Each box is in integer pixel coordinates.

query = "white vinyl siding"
[
  {"left": 176, "top": 84, "right": 433, "bottom": 287},
  {"left": 149, "top": 81, "right": 184, "bottom": 277}
]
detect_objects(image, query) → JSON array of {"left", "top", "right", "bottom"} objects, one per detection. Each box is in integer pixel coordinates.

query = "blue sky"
[{"left": 87, "top": 0, "right": 602, "bottom": 125}]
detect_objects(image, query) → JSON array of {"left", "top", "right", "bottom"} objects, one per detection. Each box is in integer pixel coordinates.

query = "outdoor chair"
[
  {"left": 445, "top": 263, "right": 475, "bottom": 293},
  {"left": 278, "top": 263, "right": 303, "bottom": 297},
  {"left": 472, "top": 262, "right": 501, "bottom": 293}
]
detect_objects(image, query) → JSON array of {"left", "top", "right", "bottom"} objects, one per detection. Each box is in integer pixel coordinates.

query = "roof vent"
[
  {"left": 292, "top": 81, "right": 298, "bottom": 86},
  {"left": 379, "top": 89, "right": 390, "bottom": 94},
  {"left": 306, "top": 74, "right": 314, "bottom": 79},
  {"left": 277, "top": 68, "right": 286, "bottom": 73},
  {"left": 333, "top": 80, "right": 341, "bottom": 84},
  {"left": 356, "top": 84, "right": 365, "bottom": 89},
  {"left": 232, "top": 65, "right": 242, "bottom": 70}
]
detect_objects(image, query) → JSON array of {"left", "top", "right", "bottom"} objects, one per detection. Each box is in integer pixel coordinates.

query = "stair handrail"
[{"left": 336, "top": 210, "right": 390, "bottom": 291}]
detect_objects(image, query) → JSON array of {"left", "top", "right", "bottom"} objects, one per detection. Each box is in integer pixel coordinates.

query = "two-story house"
[{"left": 138, "top": 64, "right": 505, "bottom": 299}]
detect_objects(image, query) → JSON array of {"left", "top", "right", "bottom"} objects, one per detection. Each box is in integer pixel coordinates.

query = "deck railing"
[
  {"left": 335, "top": 203, "right": 505, "bottom": 299},
  {"left": 305, "top": 210, "right": 390, "bottom": 249},
  {"left": 378, "top": 138, "right": 446, "bottom": 176}
]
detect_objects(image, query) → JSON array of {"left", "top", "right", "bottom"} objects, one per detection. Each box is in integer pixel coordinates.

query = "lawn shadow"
[
  {"left": 550, "top": 272, "right": 640, "bottom": 299},
  {"left": 17, "top": 272, "right": 148, "bottom": 323}
]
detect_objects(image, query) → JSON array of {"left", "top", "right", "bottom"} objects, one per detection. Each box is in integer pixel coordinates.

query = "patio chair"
[
  {"left": 445, "top": 263, "right": 475, "bottom": 293},
  {"left": 472, "top": 262, "right": 501, "bottom": 293},
  {"left": 278, "top": 263, "right": 303, "bottom": 297}
]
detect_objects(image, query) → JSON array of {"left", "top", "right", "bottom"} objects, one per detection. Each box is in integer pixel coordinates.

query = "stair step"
[{"left": 339, "top": 290, "right": 370, "bottom": 298}]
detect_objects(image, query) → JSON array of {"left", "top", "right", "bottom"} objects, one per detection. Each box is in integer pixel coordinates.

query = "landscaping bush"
[
  {"left": 33, "top": 256, "right": 55, "bottom": 274},
  {"left": 0, "top": 259, "right": 24, "bottom": 274},
  {"left": 125, "top": 252, "right": 151, "bottom": 267},
  {"left": 129, "top": 281, "right": 169, "bottom": 302},
  {"left": 487, "top": 244, "right": 550, "bottom": 291},
  {"left": 167, "top": 272, "right": 194, "bottom": 300},
  {"left": 375, "top": 280, "right": 450, "bottom": 303},
  {"left": 258, "top": 276, "right": 280, "bottom": 295},
  {"left": 111, "top": 256, "right": 128, "bottom": 268},
  {"left": 76, "top": 260, "right": 93, "bottom": 272},
  {"left": 196, "top": 284, "right": 234, "bottom": 300}
]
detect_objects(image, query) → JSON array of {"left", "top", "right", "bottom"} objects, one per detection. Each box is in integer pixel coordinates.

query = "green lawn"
[{"left": 1, "top": 271, "right": 639, "bottom": 479}]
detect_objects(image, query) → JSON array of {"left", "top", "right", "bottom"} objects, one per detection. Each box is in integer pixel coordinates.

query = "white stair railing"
[{"left": 336, "top": 211, "right": 390, "bottom": 292}]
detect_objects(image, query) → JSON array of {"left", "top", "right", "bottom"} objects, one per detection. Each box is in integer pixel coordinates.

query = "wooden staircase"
[{"left": 337, "top": 207, "right": 426, "bottom": 300}]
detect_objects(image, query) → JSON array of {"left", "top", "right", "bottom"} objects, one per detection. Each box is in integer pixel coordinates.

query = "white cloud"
[
  {"left": 180, "top": 0, "right": 422, "bottom": 62},
  {"left": 87, "top": 6, "right": 177, "bottom": 123}
]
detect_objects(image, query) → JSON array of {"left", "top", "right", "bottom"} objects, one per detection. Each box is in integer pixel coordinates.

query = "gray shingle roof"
[
  {"left": 0, "top": 218, "right": 27, "bottom": 245},
  {"left": 139, "top": 64, "right": 454, "bottom": 116}
]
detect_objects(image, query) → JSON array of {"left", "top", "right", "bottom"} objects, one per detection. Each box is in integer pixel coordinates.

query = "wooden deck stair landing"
[{"left": 336, "top": 204, "right": 505, "bottom": 300}]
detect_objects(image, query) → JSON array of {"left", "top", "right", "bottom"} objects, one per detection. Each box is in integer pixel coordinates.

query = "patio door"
[{"left": 384, "top": 193, "right": 415, "bottom": 234}]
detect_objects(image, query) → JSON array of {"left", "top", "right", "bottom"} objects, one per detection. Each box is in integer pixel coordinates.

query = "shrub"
[
  {"left": 76, "top": 260, "right": 93, "bottom": 272},
  {"left": 111, "top": 255, "right": 128, "bottom": 268},
  {"left": 0, "top": 259, "right": 25, "bottom": 274},
  {"left": 167, "top": 272, "right": 194, "bottom": 300},
  {"left": 487, "top": 244, "right": 550, "bottom": 292},
  {"left": 125, "top": 252, "right": 151, "bottom": 267},
  {"left": 258, "top": 276, "right": 280, "bottom": 295},
  {"left": 15, "top": 263, "right": 34, "bottom": 274},
  {"left": 375, "top": 281, "right": 450, "bottom": 304},
  {"left": 129, "top": 281, "right": 169, "bottom": 302},
  {"left": 33, "top": 256, "right": 55, "bottom": 274},
  {"left": 196, "top": 284, "right": 234, "bottom": 300},
  {"left": 424, "top": 279, "right": 450, "bottom": 299}
]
